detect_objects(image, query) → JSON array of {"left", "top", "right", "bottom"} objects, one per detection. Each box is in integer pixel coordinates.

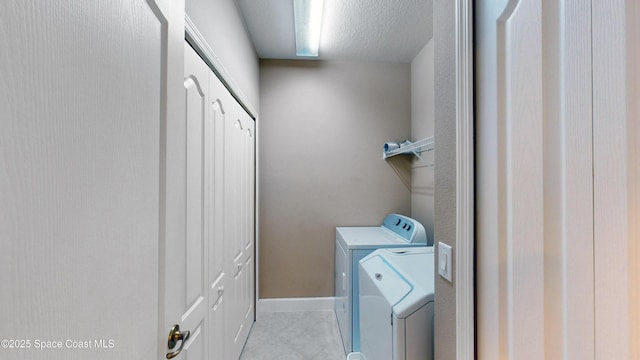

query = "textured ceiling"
[{"left": 236, "top": 0, "right": 433, "bottom": 63}]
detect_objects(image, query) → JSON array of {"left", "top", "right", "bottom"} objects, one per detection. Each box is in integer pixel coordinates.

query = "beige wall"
[
  {"left": 410, "top": 39, "right": 435, "bottom": 244},
  {"left": 258, "top": 60, "right": 411, "bottom": 298},
  {"left": 433, "top": 0, "right": 457, "bottom": 359}
]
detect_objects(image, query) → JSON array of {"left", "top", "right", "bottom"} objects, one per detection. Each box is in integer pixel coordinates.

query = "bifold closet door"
[{"left": 183, "top": 41, "right": 255, "bottom": 360}]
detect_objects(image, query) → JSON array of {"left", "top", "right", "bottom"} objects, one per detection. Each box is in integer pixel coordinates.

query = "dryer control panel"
[{"left": 381, "top": 214, "right": 428, "bottom": 244}]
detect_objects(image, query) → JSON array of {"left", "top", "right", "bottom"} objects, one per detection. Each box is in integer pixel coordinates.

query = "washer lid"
[
  {"left": 360, "top": 255, "right": 412, "bottom": 307},
  {"left": 360, "top": 247, "right": 435, "bottom": 319}
]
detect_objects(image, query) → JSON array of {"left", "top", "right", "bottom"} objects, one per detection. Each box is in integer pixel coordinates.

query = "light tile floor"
[{"left": 239, "top": 311, "right": 346, "bottom": 360}]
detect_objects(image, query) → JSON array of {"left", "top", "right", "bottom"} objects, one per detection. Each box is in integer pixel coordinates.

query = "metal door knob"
[{"left": 166, "top": 324, "right": 190, "bottom": 359}]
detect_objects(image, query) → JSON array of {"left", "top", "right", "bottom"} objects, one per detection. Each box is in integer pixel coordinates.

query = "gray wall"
[
  {"left": 258, "top": 60, "right": 411, "bottom": 298},
  {"left": 434, "top": 0, "right": 457, "bottom": 359},
  {"left": 185, "top": 0, "right": 260, "bottom": 111},
  {"left": 410, "top": 39, "right": 435, "bottom": 244}
]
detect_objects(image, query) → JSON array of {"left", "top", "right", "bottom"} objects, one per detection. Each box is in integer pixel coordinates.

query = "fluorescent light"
[{"left": 293, "top": 0, "right": 324, "bottom": 57}]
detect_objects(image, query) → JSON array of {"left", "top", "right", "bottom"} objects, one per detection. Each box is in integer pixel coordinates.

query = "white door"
[
  {"left": 476, "top": 0, "right": 593, "bottom": 357},
  {"left": 0, "top": 1, "right": 169, "bottom": 359},
  {"left": 476, "top": 0, "right": 639, "bottom": 358}
]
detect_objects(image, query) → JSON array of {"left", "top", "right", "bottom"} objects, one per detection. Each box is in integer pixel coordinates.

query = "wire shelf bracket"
[{"left": 383, "top": 136, "right": 435, "bottom": 164}]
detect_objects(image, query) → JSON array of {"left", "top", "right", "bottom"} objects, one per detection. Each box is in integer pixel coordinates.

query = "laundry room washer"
[
  {"left": 358, "top": 247, "right": 435, "bottom": 360},
  {"left": 334, "top": 214, "right": 428, "bottom": 354}
]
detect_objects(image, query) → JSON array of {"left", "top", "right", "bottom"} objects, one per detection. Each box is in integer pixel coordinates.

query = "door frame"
[
  {"left": 182, "top": 6, "right": 475, "bottom": 359},
  {"left": 454, "top": 0, "right": 475, "bottom": 358}
]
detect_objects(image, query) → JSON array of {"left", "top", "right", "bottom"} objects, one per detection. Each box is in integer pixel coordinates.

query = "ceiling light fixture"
[{"left": 293, "top": 0, "right": 324, "bottom": 57}]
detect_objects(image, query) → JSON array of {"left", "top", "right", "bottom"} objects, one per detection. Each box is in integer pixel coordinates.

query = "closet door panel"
[
  {"left": 240, "top": 117, "right": 255, "bottom": 348},
  {"left": 496, "top": 1, "right": 545, "bottom": 357},
  {"left": 226, "top": 116, "right": 243, "bottom": 360},
  {"left": 541, "top": 1, "right": 594, "bottom": 358},
  {"left": 207, "top": 79, "right": 227, "bottom": 360},
  {"left": 182, "top": 42, "right": 210, "bottom": 360},
  {"left": 210, "top": 71, "right": 252, "bottom": 360}
]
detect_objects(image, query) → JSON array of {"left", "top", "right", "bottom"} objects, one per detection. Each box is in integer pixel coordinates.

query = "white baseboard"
[{"left": 257, "top": 297, "right": 336, "bottom": 314}]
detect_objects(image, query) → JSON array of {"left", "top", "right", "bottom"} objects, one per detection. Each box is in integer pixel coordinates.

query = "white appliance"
[
  {"left": 358, "top": 247, "right": 435, "bottom": 360},
  {"left": 335, "top": 214, "right": 428, "bottom": 354}
]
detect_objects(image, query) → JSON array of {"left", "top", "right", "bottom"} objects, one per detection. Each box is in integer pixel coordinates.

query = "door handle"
[{"left": 166, "top": 324, "right": 190, "bottom": 359}]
